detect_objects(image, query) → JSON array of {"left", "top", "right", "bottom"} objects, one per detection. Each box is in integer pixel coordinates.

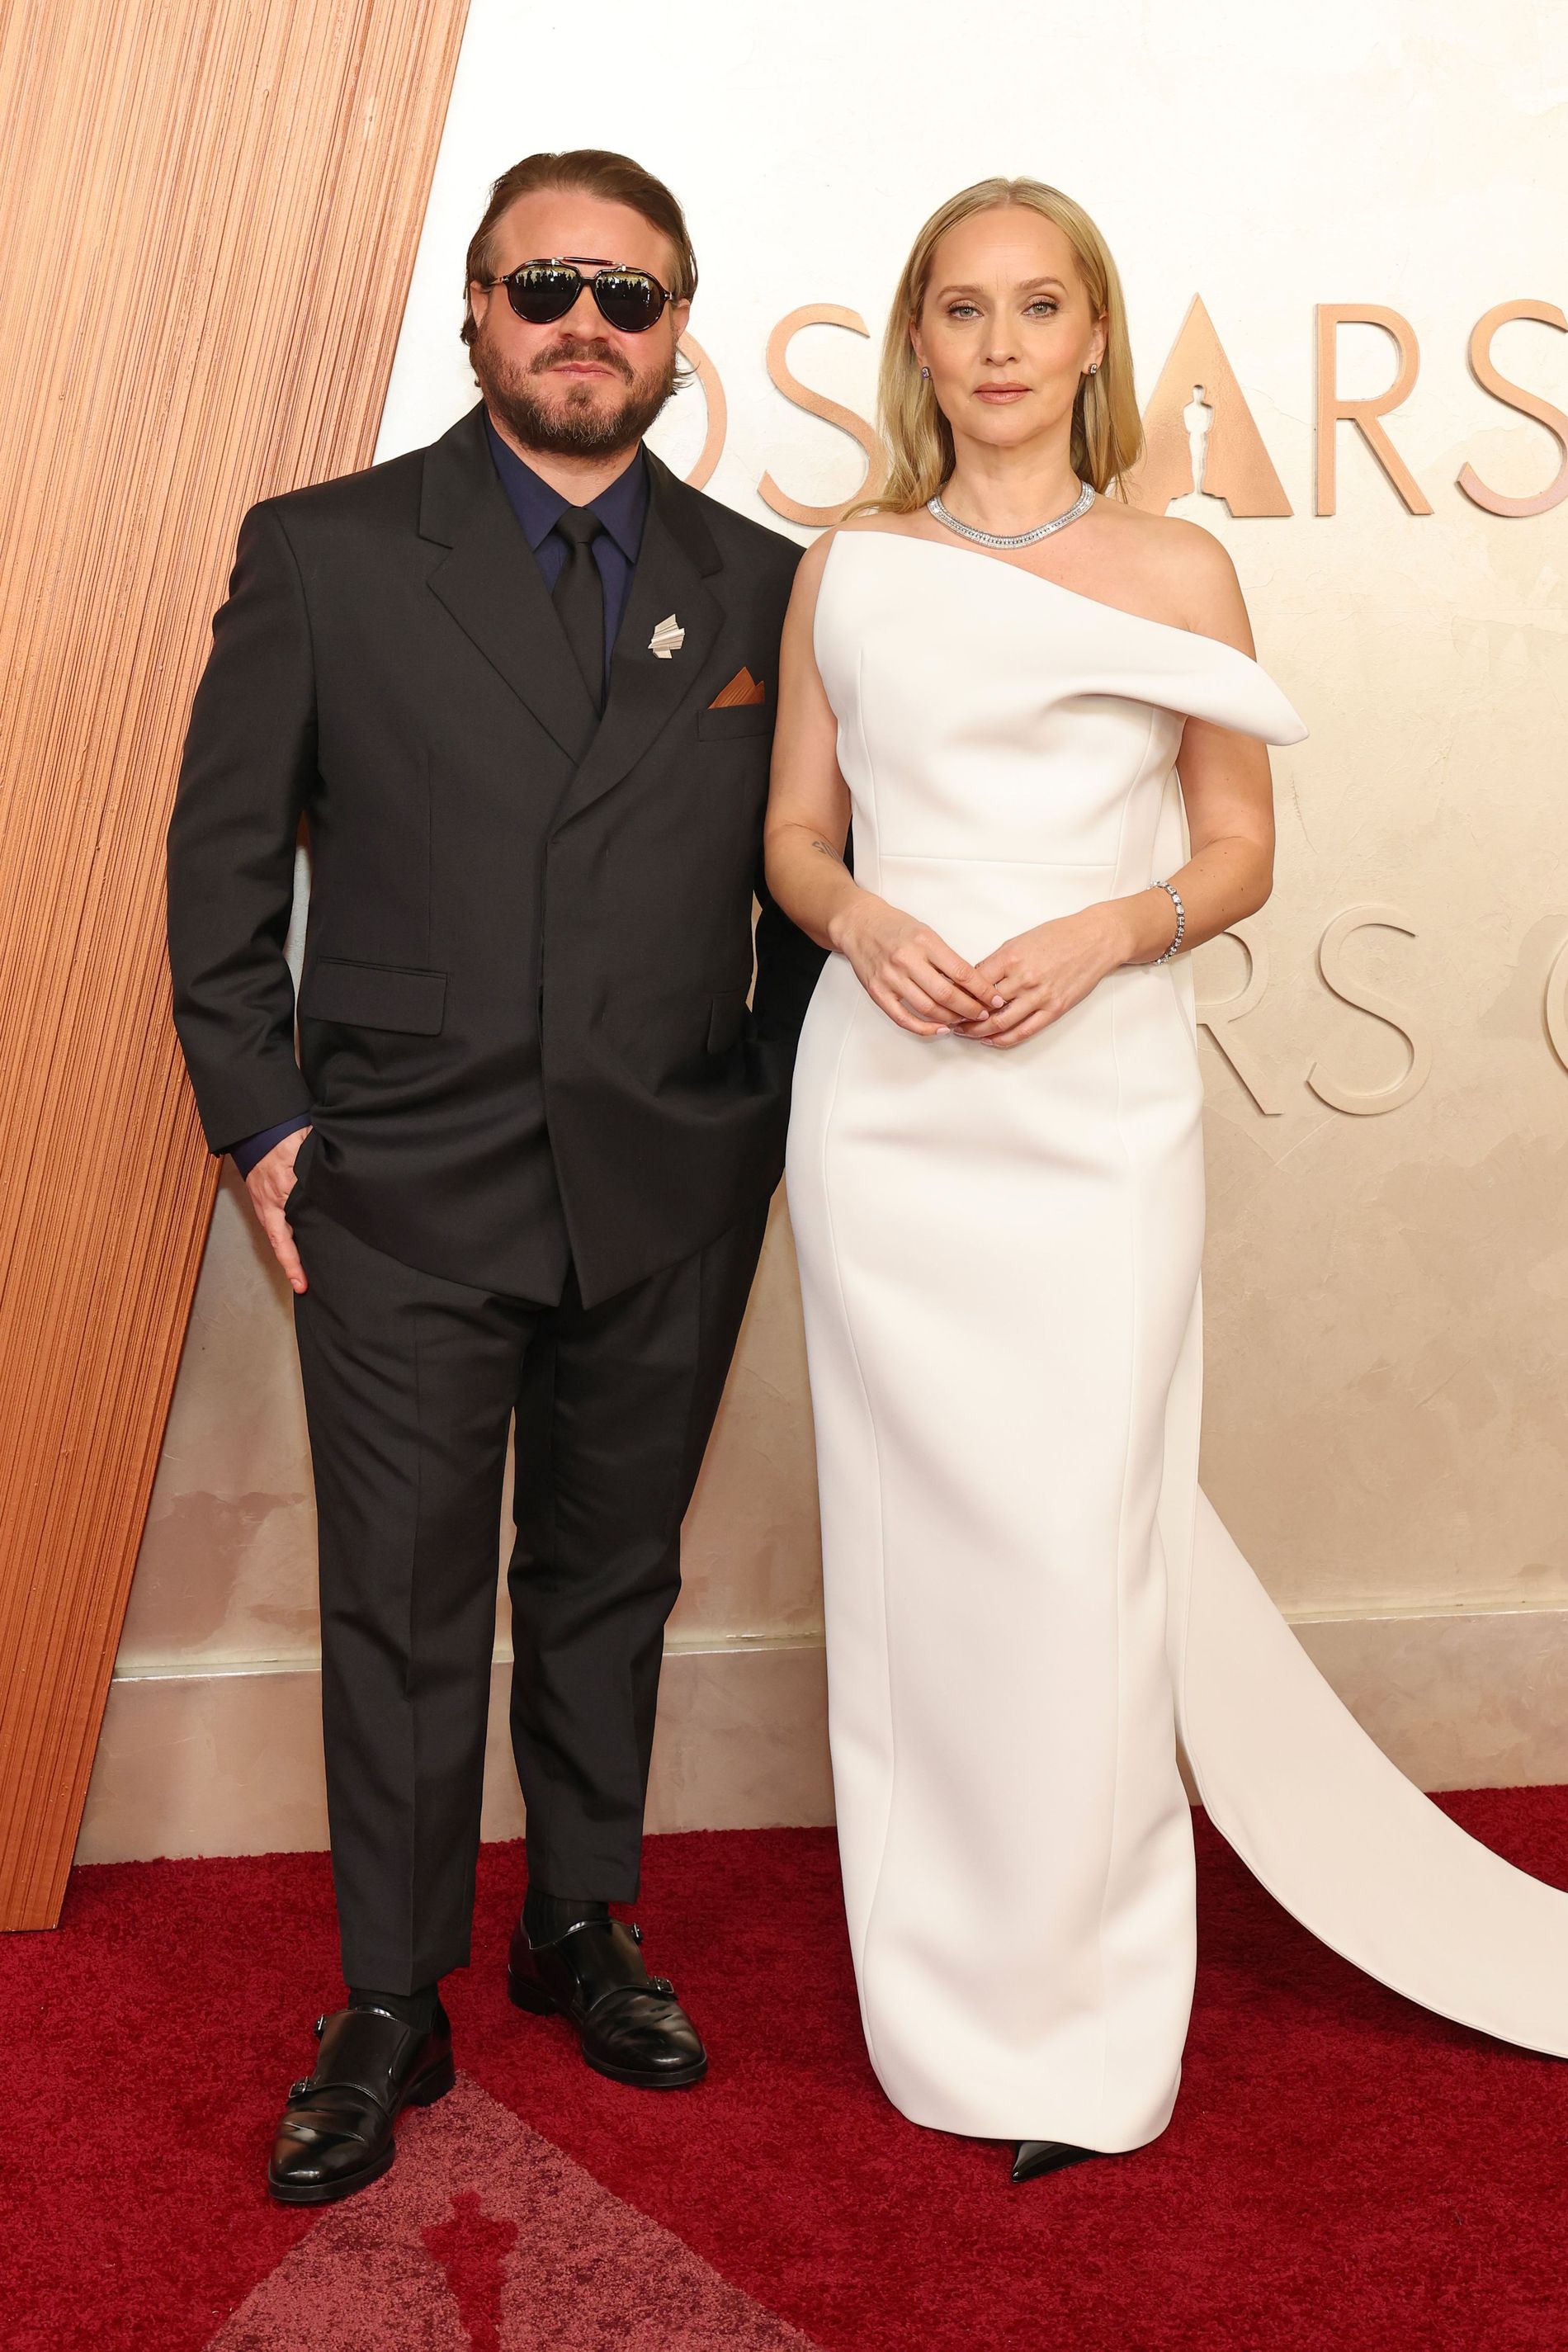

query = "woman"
[{"left": 764, "top": 177, "right": 1568, "bottom": 2183}]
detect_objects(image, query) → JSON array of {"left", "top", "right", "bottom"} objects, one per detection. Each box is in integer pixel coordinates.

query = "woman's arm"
[
  {"left": 958, "top": 526, "right": 1277, "bottom": 1046},
  {"left": 763, "top": 532, "right": 996, "bottom": 1038},
  {"left": 1112, "top": 524, "right": 1276, "bottom": 961}
]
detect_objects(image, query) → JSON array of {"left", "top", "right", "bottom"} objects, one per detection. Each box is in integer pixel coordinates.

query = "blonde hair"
[{"left": 854, "top": 177, "right": 1142, "bottom": 514}]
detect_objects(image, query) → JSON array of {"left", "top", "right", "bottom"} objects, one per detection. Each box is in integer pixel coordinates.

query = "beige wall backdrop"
[{"left": 82, "top": 0, "right": 1568, "bottom": 1860}]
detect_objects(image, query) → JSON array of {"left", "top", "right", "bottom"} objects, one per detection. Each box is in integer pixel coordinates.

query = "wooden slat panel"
[{"left": 0, "top": 0, "right": 470, "bottom": 1928}]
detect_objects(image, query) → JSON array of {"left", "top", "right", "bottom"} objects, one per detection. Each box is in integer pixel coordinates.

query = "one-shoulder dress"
[{"left": 784, "top": 528, "right": 1568, "bottom": 2151}]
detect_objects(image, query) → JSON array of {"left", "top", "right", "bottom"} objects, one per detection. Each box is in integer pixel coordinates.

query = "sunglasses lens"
[
  {"left": 506, "top": 265, "right": 580, "bottom": 324},
  {"left": 592, "top": 271, "right": 666, "bottom": 333}
]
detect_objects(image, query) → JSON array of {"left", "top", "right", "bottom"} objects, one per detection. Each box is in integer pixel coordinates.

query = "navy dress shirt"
[
  {"left": 483, "top": 413, "right": 649, "bottom": 675},
  {"left": 229, "top": 421, "right": 650, "bottom": 1178}
]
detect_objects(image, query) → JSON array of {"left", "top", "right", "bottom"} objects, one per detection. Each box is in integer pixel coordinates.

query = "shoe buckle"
[
  {"left": 650, "top": 1974, "right": 674, "bottom": 1996},
  {"left": 314, "top": 2014, "right": 325, "bottom": 2037},
  {"left": 629, "top": 1922, "right": 643, "bottom": 1944},
  {"left": 290, "top": 2075, "right": 314, "bottom": 2099}
]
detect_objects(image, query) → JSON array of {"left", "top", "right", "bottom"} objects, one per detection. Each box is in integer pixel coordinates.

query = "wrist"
[
  {"left": 1092, "top": 895, "right": 1146, "bottom": 974},
  {"left": 827, "top": 886, "right": 875, "bottom": 955},
  {"left": 1147, "top": 880, "right": 1186, "bottom": 963},
  {"left": 1108, "top": 886, "right": 1181, "bottom": 968}
]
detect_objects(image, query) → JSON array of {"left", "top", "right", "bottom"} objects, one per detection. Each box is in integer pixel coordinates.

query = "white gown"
[{"left": 784, "top": 527, "right": 1568, "bottom": 2151}]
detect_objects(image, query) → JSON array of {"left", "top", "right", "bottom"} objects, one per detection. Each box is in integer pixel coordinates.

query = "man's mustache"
[{"left": 531, "top": 339, "right": 633, "bottom": 381}]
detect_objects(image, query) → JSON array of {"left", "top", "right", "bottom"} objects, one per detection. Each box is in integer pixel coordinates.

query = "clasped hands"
[{"left": 832, "top": 895, "right": 1133, "bottom": 1050}]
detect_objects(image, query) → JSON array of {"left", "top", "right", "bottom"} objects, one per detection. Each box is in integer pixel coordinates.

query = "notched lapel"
[
  {"left": 421, "top": 407, "right": 599, "bottom": 765},
  {"left": 551, "top": 456, "right": 725, "bottom": 833}
]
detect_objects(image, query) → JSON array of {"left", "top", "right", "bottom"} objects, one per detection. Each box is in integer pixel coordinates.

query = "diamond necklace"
[{"left": 927, "top": 478, "right": 1095, "bottom": 548}]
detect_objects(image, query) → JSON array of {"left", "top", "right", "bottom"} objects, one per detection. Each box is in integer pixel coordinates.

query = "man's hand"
[{"left": 243, "top": 1126, "right": 313, "bottom": 1294}]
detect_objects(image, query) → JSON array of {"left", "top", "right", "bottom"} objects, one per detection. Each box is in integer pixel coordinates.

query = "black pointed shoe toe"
[
  {"left": 1011, "top": 2138, "right": 1101, "bottom": 2183},
  {"left": 267, "top": 2001, "right": 455, "bottom": 2205},
  {"left": 507, "top": 1915, "right": 707, "bottom": 2088}
]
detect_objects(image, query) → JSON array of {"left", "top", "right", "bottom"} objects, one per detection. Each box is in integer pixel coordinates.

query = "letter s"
[
  {"left": 1457, "top": 300, "right": 1568, "bottom": 520},
  {"left": 758, "top": 306, "right": 883, "bottom": 528},
  {"left": 1307, "top": 905, "right": 1430, "bottom": 1115}
]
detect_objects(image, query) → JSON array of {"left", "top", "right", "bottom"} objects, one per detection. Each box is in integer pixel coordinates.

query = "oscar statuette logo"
[{"left": 1124, "top": 296, "right": 1292, "bottom": 517}]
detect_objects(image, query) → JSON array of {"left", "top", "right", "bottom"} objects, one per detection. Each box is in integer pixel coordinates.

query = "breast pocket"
[
  {"left": 697, "top": 705, "right": 774, "bottom": 744},
  {"left": 696, "top": 706, "right": 773, "bottom": 815},
  {"left": 298, "top": 956, "right": 446, "bottom": 1034}
]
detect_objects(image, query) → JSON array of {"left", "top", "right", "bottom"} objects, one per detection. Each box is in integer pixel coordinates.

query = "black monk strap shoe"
[
  {"left": 267, "top": 2001, "right": 456, "bottom": 2205},
  {"left": 507, "top": 1915, "right": 708, "bottom": 2088}
]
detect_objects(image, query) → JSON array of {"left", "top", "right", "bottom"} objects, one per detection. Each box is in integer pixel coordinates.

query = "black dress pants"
[{"left": 289, "top": 1193, "right": 769, "bottom": 1991}]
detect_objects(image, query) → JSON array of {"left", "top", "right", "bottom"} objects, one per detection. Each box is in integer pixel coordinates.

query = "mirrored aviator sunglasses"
[{"left": 486, "top": 255, "right": 677, "bottom": 335}]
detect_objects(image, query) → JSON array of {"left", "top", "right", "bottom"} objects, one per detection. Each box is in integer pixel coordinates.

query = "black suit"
[
  {"left": 167, "top": 404, "right": 824, "bottom": 1986},
  {"left": 170, "top": 400, "right": 819, "bottom": 1306}
]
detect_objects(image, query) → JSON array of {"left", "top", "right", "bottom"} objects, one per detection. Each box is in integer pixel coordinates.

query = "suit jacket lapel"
[
  {"left": 420, "top": 404, "right": 599, "bottom": 764},
  {"left": 550, "top": 450, "right": 725, "bottom": 833}
]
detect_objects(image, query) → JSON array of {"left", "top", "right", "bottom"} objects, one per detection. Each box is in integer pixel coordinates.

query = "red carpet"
[
  {"left": 208, "top": 2075, "right": 819, "bottom": 2350},
  {"left": 7, "top": 1795, "right": 1568, "bottom": 2351}
]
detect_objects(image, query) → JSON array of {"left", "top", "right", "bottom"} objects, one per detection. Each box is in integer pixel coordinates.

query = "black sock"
[
  {"left": 522, "top": 1889, "right": 612, "bottom": 1947},
  {"left": 347, "top": 1981, "right": 440, "bottom": 2033}
]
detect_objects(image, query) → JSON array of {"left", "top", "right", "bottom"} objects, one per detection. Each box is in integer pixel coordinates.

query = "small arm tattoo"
[{"left": 810, "top": 837, "right": 846, "bottom": 867}]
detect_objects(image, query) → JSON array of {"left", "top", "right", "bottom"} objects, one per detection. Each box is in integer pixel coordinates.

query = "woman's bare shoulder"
[
  {"left": 832, "top": 507, "right": 926, "bottom": 536},
  {"left": 784, "top": 528, "right": 836, "bottom": 616},
  {"left": 787, "top": 510, "right": 922, "bottom": 604},
  {"left": 1096, "top": 499, "right": 1248, "bottom": 643}
]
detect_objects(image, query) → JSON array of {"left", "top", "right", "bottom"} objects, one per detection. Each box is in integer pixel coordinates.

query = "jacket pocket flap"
[
  {"left": 300, "top": 957, "right": 446, "bottom": 1035},
  {"left": 697, "top": 704, "right": 773, "bottom": 740},
  {"left": 706, "top": 989, "right": 749, "bottom": 1055}
]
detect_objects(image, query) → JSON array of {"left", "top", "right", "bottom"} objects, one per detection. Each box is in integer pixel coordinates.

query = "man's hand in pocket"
[{"left": 244, "top": 1126, "right": 314, "bottom": 1296}]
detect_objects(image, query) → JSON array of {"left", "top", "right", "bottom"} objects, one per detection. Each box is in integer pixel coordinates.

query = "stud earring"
[
  {"left": 920, "top": 365, "right": 930, "bottom": 379},
  {"left": 1087, "top": 360, "right": 1099, "bottom": 375}
]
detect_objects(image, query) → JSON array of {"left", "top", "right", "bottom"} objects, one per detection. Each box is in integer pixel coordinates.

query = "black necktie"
[{"left": 551, "top": 505, "right": 605, "bottom": 712}]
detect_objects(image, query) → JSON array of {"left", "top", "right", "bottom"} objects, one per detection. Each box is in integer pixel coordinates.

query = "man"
[{"left": 167, "top": 149, "right": 822, "bottom": 2206}]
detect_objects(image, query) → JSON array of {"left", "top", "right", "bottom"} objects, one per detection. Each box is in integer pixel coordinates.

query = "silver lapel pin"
[{"left": 648, "top": 613, "right": 685, "bottom": 659}]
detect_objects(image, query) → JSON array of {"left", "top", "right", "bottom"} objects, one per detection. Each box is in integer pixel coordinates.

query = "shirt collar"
[{"left": 484, "top": 412, "right": 649, "bottom": 562}]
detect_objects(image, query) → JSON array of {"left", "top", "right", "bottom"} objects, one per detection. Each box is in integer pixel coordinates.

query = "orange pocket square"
[{"left": 707, "top": 666, "right": 767, "bottom": 709}]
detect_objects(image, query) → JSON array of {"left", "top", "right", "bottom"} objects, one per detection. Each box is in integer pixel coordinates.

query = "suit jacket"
[{"left": 166, "top": 401, "right": 824, "bottom": 1305}]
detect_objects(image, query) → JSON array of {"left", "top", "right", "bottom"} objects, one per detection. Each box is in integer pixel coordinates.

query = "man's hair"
[{"left": 460, "top": 149, "right": 698, "bottom": 347}]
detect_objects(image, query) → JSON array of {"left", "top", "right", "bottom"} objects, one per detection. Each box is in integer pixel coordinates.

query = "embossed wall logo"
[{"left": 673, "top": 294, "right": 1568, "bottom": 525}]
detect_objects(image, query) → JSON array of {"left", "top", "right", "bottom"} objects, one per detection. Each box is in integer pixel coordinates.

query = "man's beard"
[{"left": 473, "top": 320, "right": 676, "bottom": 458}]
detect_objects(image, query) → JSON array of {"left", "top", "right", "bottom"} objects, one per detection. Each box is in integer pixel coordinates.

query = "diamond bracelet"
[{"left": 1151, "top": 879, "right": 1186, "bottom": 964}]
